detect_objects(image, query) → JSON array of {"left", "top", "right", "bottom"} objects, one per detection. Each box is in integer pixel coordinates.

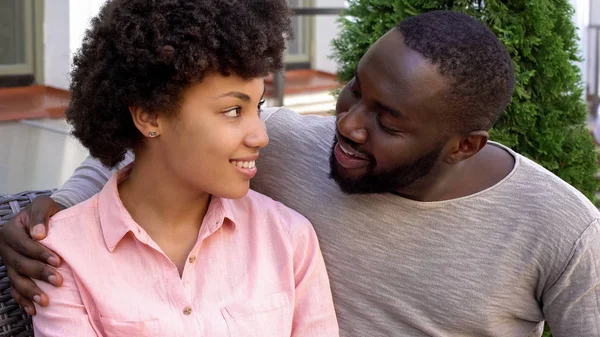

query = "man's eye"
[
  {"left": 223, "top": 107, "right": 241, "bottom": 117},
  {"left": 349, "top": 81, "right": 361, "bottom": 98},
  {"left": 376, "top": 114, "right": 400, "bottom": 134}
]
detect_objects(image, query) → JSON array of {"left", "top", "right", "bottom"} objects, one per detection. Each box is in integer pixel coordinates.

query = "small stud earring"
[{"left": 148, "top": 131, "right": 157, "bottom": 137}]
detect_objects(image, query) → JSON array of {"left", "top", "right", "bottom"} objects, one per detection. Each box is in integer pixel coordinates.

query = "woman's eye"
[
  {"left": 223, "top": 107, "right": 241, "bottom": 117},
  {"left": 257, "top": 99, "right": 266, "bottom": 115}
]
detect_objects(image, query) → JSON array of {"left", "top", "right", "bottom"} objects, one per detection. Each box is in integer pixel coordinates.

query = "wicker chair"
[{"left": 0, "top": 190, "right": 55, "bottom": 337}]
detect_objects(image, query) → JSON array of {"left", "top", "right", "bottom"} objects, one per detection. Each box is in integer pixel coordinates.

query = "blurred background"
[{"left": 0, "top": 0, "right": 597, "bottom": 194}]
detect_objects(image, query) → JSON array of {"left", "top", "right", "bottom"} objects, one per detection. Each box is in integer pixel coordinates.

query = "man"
[{"left": 1, "top": 11, "right": 598, "bottom": 337}]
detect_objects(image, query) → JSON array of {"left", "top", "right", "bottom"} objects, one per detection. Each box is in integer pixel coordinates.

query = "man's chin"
[
  {"left": 329, "top": 172, "right": 387, "bottom": 195},
  {"left": 328, "top": 139, "right": 403, "bottom": 195},
  {"left": 329, "top": 147, "right": 374, "bottom": 194},
  {"left": 329, "top": 161, "right": 378, "bottom": 194},
  {"left": 329, "top": 173, "right": 366, "bottom": 194},
  {"left": 332, "top": 161, "right": 368, "bottom": 180}
]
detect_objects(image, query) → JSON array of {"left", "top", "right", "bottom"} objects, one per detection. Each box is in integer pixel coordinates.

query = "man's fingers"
[
  {"left": 4, "top": 223, "right": 60, "bottom": 268},
  {"left": 11, "top": 288, "right": 36, "bottom": 316},
  {"left": 30, "top": 224, "right": 45, "bottom": 240},
  {"left": 7, "top": 268, "right": 49, "bottom": 309},
  {"left": 5, "top": 253, "right": 61, "bottom": 286},
  {"left": 27, "top": 196, "right": 60, "bottom": 241}
]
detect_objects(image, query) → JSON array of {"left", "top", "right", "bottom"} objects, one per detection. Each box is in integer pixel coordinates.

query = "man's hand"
[{"left": 0, "top": 196, "right": 65, "bottom": 315}]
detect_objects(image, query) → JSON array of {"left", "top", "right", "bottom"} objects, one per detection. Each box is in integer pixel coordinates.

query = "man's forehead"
[
  {"left": 358, "top": 47, "right": 445, "bottom": 98},
  {"left": 362, "top": 30, "right": 432, "bottom": 78},
  {"left": 357, "top": 32, "right": 449, "bottom": 119}
]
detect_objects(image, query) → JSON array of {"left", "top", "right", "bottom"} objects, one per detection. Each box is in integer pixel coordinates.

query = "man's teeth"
[
  {"left": 341, "top": 145, "right": 354, "bottom": 156},
  {"left": 232, "top": 160, "right": 256, "bottom": 169},
  {"left": 341, "top": 144, "right": 362, "bottom": 158}
]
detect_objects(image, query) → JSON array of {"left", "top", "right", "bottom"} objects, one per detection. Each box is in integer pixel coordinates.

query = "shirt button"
[
  {"left": 188, "top": 256, "right": 197, "bottom": 263},
  {"left": 183, "top": 307, "right": 192, "bottom": 315}
]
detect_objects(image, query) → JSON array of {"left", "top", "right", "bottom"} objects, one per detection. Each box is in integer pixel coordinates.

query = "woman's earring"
[{"left": 148, "top": 131, "right": 158, "bottom": 137}]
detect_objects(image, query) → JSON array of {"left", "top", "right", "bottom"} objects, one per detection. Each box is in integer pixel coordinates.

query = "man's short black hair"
[
  {"left": 66, "top": 0, "right": 291, "bottom": 167},
  {"left": 397, "top": 10, "right": 515, "bottom": 133}
]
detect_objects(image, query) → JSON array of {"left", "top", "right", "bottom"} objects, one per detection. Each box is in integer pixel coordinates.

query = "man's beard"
[{"left": 328, "top": 139, "right": 444, "bottom": 195}]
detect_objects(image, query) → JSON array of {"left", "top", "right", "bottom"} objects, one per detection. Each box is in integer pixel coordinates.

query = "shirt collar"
[{"left": 98, "top": 164, "right": 239, "bottom": 252}]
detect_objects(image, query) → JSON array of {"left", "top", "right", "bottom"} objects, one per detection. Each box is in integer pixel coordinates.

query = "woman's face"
[{"left": 152, "top": 73, "right": 268, "bottom": 199}]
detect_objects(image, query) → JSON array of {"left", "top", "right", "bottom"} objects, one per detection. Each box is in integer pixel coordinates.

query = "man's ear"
[{"left": 443, "top": 130, "right": 488, "bottom": 165}]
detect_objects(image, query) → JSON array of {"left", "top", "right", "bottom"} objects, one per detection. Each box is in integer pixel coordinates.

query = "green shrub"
[{"left": 331, "top": 0, "right": 598, "bottom": 205}]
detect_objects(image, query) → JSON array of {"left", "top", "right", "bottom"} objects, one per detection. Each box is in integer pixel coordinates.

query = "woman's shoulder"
[
  {"left": 44, "top": 196, "right": 102, "bottom": 250},
  {"left": 242, "top": 189, "right": 308, "bottom": 215},
  {"left": 230, "top": 190, "right": 315, "bottom": 236}
]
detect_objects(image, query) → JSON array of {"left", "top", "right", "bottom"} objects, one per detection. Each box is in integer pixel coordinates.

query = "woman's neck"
[{"left": 118, "top": 152, "right": 211, "bottom": 235}]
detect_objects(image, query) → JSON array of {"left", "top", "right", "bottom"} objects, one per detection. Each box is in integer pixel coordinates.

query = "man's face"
[{"left": 330, "top": 29, "right": 451, "bottom": 195}]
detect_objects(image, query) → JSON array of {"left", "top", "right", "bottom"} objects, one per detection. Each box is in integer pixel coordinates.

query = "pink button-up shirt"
[{"left": 33, "top": 169, "right": 338, "bottom": 336}]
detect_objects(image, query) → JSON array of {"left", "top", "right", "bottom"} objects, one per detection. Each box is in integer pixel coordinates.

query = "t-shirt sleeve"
[
  {"left": 541, "top": 219, "right": 600, "bottom": 336},
  {"left": 50, "top": 152, "right": 133, "bottom": 208}
]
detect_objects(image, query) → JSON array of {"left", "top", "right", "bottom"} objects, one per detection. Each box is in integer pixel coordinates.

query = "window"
[
  {"left": 0, "top": 0, "right": 41, "bottom": 86},
  {"left": 286, "top": 0, "right": 312, "bottom": 66}
]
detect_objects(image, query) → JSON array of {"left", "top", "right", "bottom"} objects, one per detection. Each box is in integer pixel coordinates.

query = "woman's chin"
[{"left": 215, "top": 185, "right": 250, "bottom": 200}]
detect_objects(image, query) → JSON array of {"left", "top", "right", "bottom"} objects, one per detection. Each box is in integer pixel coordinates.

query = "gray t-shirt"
[{"left": 52, "top": 107, "right": 600, "bottom": 337}]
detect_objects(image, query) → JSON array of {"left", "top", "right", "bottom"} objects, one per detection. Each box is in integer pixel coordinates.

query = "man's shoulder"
[
  {"left": 260, "top": 106, "right": 286, "bottom": 121},
  {"left": 262, "top": 107, "right": 335, "bottom": 132},
  {"left": 497, "top": 146, "right": 600, "bottom": 234},
  {"left": 514, "top": 152, "right": 596, "bottom": 208}
]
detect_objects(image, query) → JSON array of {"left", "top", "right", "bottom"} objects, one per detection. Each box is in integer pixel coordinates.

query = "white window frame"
[
  {"left": 285, "top": 0, "right": 313, "bottom": 64},
  {"left": 0, "top": 0, "right": 35, "bottom": 76}
]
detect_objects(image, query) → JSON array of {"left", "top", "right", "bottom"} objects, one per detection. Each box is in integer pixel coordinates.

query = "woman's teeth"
[{"left": 231, "top": 160, "right": 256, "bottom": 169}]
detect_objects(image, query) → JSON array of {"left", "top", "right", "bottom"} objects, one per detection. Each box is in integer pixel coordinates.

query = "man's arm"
[
  {"left": 542, "top": 219, "right": 600, "bottom": 336},
  {"left": 51, "top": 152, "right": 133, "bottom": 208},
  {"left": 0, "top": 152, "right": 132, "bottom": 314}
]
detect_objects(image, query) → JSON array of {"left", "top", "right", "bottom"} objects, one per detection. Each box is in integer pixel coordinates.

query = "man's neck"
[{"left": 395, "top": 143, "right": 515, "bottom": 202}]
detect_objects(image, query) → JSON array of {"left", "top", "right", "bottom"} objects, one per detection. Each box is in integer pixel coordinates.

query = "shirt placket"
[
  {"left": 175, "top": 214, "right": 227, "bottom": 334},
  {"left": 133, "top": 225, "right": 204, "bottom": 336}
]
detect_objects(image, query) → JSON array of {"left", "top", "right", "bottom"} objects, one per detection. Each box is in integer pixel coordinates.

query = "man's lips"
[
  {"left": 339, "top": 141, "right": 369, "bottom": 159},
  {"left": 333, "top": 140, "right": 370, "bottom": 170}
]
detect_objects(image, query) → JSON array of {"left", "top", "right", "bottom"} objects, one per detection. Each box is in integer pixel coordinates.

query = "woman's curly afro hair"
[{"left": 66, "top": 0, "right": 292, "bottom": 167}]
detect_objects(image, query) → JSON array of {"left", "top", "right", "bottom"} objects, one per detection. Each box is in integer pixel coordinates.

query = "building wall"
[
  {"left": 43, "top": 0, "right": 70, "bottom": 90},
  {"left": 570, "top": 0, "right": 589, "bottom": 95},
  {"left": 44, "top": 0, "right": 346, "bottom": 87},
  {"left": 586, "top": 0, "right": 600, "bottom": 97},
  {"left": 313, "top": 0, "right": 344, "bottom": 74},
  {"left": 44, "top": 0, "right": 108, "bottom": 90},
  {"left": 69, "top": 0, "right": 107, "bottom": 64}
]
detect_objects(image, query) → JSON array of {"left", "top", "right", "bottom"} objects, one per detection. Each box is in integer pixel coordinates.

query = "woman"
[{"left": 31, "top": 0, "right": 339, "bottom": 336}]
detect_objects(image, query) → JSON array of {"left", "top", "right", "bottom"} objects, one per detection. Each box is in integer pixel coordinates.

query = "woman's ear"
[{"left": 129, "top": 106, "right": 161, "bottom": 138}]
